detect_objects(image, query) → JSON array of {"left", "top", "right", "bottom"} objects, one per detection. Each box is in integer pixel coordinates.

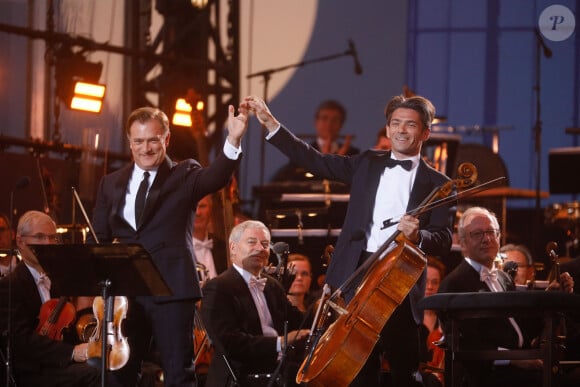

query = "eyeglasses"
[
  {"left": 20, "top": 233, "right": 62, "bottom": 243},
  {"left": 468, "top": 229, "right": 500, "bottom": 241}
]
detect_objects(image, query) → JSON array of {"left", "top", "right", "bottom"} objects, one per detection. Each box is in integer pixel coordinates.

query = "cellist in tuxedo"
[{"left": 242, "top": 94, "right": 454, "bottom": 387}]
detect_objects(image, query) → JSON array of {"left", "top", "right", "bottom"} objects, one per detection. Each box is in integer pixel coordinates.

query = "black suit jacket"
[
  {"left": 91, "top": 153, "right": 238, "bottom": 301},
  {"left": 268, "top": 126, "right": 454, "bottom": 323},
  {"left": 438, "top": 259, "right": 525, "bottom": 350},
  {"left": 201, "top": 267, "right": 305, "bottom": 387},
  {"left": 0, "top": 262, "right": 75, "bottom": 374}
]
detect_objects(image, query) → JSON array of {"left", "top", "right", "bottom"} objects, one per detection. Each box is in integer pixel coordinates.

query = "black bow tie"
[{"left": 385, "top": 158, "right": 413, "bottom": 171}]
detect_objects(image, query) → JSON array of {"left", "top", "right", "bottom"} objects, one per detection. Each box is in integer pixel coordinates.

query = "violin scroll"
[{"left": 455, "top": 162, "right": 478, "bottom": 189}]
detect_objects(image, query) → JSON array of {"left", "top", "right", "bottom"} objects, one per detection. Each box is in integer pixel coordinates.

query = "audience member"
[
  {"left": 0, "top": 210, "right": 101, "bottom": 387},
  {"left": 201, "top": 220, "right": 309, "bottom": 387},
  {"left": 438, "top": 206, "right": 573, "bottom": 387}
]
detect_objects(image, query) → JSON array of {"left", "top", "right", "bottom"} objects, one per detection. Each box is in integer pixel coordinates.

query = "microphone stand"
[
  {"left": 532, "top": 29, "right": 549, "bottom": 259},
  {"left": 247, "top": 43, "right": 356, "bottom": 185}
]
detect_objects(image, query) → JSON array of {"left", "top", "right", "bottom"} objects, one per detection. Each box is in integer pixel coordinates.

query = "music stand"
[{"left": 29, "top": 243, "right": 172, "bottom": 387}]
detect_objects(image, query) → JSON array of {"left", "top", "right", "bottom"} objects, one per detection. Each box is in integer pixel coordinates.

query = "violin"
[
  {"left": 297, "top": 163, "right": 480, "bottom": 386},
  {"left": 36, "top": 296, "right": 76, "bottom": 340},
  {"left": 193, "top": 302, "right": 214, "bottom": 376},
  {"left": 87, "top": 295, "right": 130, "bottom": 371}
]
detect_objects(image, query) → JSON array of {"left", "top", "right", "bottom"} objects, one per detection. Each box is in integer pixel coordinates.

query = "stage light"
[
  {"left": 172, "top": 98, "right": 193, "bottom": 127},
  {"left": 55, "top": 46, "right": 105, "bottom": 113},
  {"left": 70, "top": 81, "right": 106, "bottom": 113}
]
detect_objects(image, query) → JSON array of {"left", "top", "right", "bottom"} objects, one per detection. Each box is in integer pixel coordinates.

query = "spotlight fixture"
[
  {"left": 172, "top": 98, "right": 193, "bottom": 127},
  {"left": 172, "top": 90, "right": 205, "bottom": 127},
  {"left": 70, "top": 81, "right": 106, "bottom": 113},
  {"left": 55, "top": 46, "right": 106, "bottom": 113}
]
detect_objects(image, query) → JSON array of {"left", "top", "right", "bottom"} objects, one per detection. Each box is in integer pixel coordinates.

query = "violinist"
[
  {"left": 242, "top": 94, "right": 455, "bottom": 387},
  {"left": 0, "top": 211, "right": 101, "bottom": 386},
  {"left": 438, "top": 206, "right": 574, "bottom": 387}
]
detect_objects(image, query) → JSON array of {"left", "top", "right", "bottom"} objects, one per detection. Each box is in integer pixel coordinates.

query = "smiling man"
[
  {"left": 90, "top": 105, "right": 248, "bottom": 386},
  {"left": 242, "top": 94, "right": 454, "bottom": 387}
]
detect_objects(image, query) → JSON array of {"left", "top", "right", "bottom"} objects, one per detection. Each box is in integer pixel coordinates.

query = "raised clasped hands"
[
  {"left": 226, "top": 104, "right": 249, "bottom": 148},
  {"left": 240, "top": 96, "right": 280, "bottom": 132}
]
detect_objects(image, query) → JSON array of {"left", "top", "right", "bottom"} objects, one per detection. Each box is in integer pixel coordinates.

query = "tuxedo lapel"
[
  {"left": 407, "top": 160, "right": 434, "bottom": 212},
  {"left": 113, "top": 164, "right": 132, "bottom": 220}
]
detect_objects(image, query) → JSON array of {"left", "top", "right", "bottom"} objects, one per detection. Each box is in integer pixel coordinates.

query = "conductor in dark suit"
[
  {"left": 0, "top": 210, "right": 100, "bottom": 387},
  {"left": 90, "top": 105, "right": 248, "bottom": 386},
  {"left": 200, "top": 220, "right": 309, "bottom": 387},
  {"left": 242, "top": 95, "right": 455, "bottom": 387}
]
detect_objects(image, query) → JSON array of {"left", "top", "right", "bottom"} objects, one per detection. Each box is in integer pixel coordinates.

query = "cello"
[{"left": 297, "top": 163, "right": 480, "bottom": 386}]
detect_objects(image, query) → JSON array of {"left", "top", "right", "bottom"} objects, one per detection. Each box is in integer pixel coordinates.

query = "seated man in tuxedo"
[
  {"left": 438, "top": 206, "right": 573, "bottom": 387},
  {"left": 192, "top": 194, "right": 228, "bottom": 283},
  {"left": 0, "top": 210, "right": 102, "bottom": 387},
  {"left": 200, "top": 220, "right": 309, "bottom": 387}
]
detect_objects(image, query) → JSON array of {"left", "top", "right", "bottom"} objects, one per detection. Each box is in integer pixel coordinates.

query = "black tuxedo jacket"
[
  {"left": 0, "top": 262, "right": 75, "bottom": 373},
  {"left": 91, "top": 153, "right": 238, "bottom": 301},
  {"left": 201, "top": 267, "right": 305, "bottom": 387},
  {"left": 268, "top": 126, "right": 454, "bottom": 323},
  {"left": 438, "top": 259, "right": 526, "bottom": 350}
]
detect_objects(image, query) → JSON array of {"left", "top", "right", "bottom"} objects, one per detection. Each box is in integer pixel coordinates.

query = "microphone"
[
  {"left": 348, "top": 39, "right": 363, "bottom": 75},
  {"left": 503, "top": 261, "right": 519, "bottom": 282},
  {"left": 272, "top": 242, "right": 289, "bottom": 256},
  {"left": 535, "top": 28, "right": 553, "bottom": 58}
]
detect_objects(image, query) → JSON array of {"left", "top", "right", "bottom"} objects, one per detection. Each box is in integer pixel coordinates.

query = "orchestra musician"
[
  {"left": 192, "top": 194, "right": 228, "bottom": 282},
  {"left": 285, "top": 253, "right": 314, "bottom": 313},
  {"left": 200, "top": 220, "right": 309, "bottom": 387},
  {"left": 499, "top": 243, "right": 535, "bottom": 286},
  {"left": 0, "top": 210, "right": 102, "bottom": 387},
  {"left": 89, "top": 105, "right": 248, "bottom": 386},
  {"left": 242, "top": 94, "right": 455, "bottom": 387},
  {"left": 0, "top": 212, "right": 19, "bottom": 277},
  {"left": 417, "top": 257, "right": 446, "bottom": 387},
  {"left": 438, "top": 206, "right": 574, "bottom": 387},
  {"left": 271, "top": 99, "right": 359, "bottom": 182}
]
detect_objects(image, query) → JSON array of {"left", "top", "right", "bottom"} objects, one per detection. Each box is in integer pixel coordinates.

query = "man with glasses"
[
  {"left": 0, "top": 210, "right": 100, "bottom": 386},
  {"left": 439, "top": 206, "right": 573, "bottom": 386}
]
